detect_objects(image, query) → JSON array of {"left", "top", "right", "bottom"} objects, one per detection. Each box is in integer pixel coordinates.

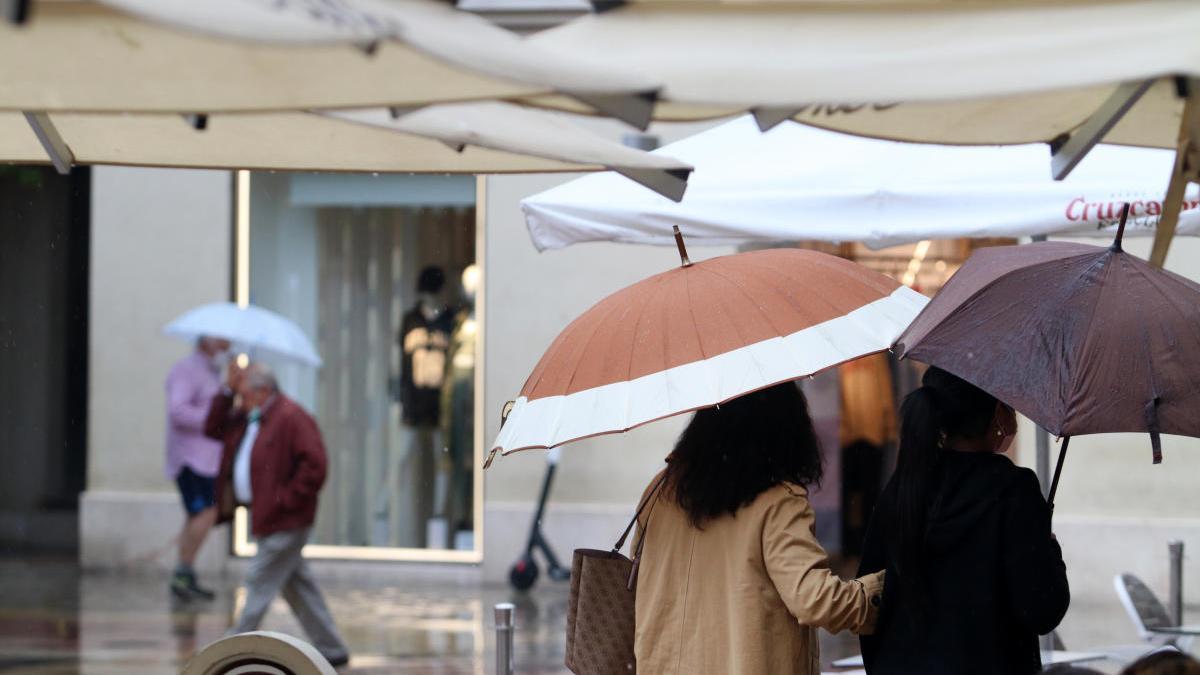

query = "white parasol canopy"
[
  {"left": 2, "top": 104, "right": 691, "bottom": 199},
  {"left": 522, "top": 115, "right": 1200, "bottom": 251},
  {"left": 526, "top": 0, "right": 1200, "bottom": 123},
  {"left": 164, "top": 302, "right": 322, "bottom": 368},
  {"left": 0, "top": 2, "right": 540, "bottom": 114},
  {"left": 97, "top": 0, "right": 660, "bottom": 126}
]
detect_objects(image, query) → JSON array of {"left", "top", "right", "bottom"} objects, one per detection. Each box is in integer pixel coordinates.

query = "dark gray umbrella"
[{"left": 895, "top": 206, "right": 1200, "bottom": 507}]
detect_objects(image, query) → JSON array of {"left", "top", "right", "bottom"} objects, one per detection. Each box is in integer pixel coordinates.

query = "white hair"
[{"left": 244, "top": 363, "right": 279, "bottom": 393}]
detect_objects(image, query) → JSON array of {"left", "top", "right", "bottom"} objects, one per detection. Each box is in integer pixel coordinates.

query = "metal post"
[
  {"left": 1169, "top": 540, "right": 1184, "bottom": 626},
  {"left": 494, "top": 602, "right": 515, "bottom": 675},
  {"left": 1029, "top": 233, "right": 1052, "bottom": 501},
  {"left": 1035, "top": 427, "right": 1051, "bottom": 498}
]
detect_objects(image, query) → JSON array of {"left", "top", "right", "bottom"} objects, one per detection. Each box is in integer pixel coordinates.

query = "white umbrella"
[
  {"left": 164, "top": 302, "right": 322, "bottom": 368},
  {"left": 522, "top": 115, "right": 1200, "bottom": 251}
]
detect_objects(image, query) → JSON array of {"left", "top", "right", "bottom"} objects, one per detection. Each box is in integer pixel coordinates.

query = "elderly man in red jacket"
[{"left": 205, "top": 363, "right": 350, "bottom": 669}]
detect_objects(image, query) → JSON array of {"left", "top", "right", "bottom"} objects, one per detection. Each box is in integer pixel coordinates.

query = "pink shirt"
[{"left": 164, "top": 350, "right": 223, "bottom": 478}]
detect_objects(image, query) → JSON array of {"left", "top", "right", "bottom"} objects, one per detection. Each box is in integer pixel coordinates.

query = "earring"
[
  {"left": 937, "top": 432, "right": 947, "bottom": 448},
  {"left": 996, "top": 428, "right": 1004, "bottom": 437}
]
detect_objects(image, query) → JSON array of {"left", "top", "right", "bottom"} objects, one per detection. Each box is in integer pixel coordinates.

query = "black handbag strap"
[{"left": 612, "top": 472, "right": 668, "bottom": 554}]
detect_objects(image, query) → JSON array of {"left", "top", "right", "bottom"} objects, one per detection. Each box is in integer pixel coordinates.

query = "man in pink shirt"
[{"left": 165, "top": 335, "right": 231, "bottom": 601}]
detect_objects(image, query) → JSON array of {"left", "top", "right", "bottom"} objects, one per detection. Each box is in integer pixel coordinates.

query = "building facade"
[{"left": 64, "top": 134, "right": 1200, "bottom": 626}]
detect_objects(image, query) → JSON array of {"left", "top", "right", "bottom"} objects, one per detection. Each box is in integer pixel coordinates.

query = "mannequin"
[{"left": 395, "top": 266, "right": 456, "bottom": 548}]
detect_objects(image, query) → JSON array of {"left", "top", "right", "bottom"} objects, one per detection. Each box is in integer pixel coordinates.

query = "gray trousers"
[{"left": 232, "top": 527, "right": 349, "bottom": 663}]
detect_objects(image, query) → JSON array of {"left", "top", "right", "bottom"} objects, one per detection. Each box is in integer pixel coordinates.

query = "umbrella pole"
[
  {"left": 672, "top": 225, "right": 693, "bottom": 267},
  {"left": 1046, "top": 435, "right": 1071, "bottom": 509}
]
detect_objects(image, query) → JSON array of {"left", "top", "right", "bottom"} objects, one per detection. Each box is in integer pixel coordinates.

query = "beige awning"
[
  {"left": 0, "top": 107, "right": 690, "bottom": 185},
  {"left": 0, "top": 2, "right": 541, "bottom": 113},
  {"left": 521, "top": 0, "right": 1199, "bottom": 148},
  {"left": 524, "top": 82, "right": 1185, "bottom": 149}
]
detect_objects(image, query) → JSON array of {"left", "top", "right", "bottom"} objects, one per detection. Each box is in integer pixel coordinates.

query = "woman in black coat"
[{"left": 859, "top": 367, "right": 1070, "bottom": 675}]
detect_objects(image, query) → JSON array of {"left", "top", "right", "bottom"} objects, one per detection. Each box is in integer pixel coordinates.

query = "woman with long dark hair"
[
  {"left": 634, "top": 381, "right": 883, "bottom": 675},
  {"left": 859, "top": 366, "right": 1069, "bottom": 674}
]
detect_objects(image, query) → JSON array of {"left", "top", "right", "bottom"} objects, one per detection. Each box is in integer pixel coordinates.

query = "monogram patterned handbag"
[{"left": 565, "top": 475, "right": 666, "bottom": 675}]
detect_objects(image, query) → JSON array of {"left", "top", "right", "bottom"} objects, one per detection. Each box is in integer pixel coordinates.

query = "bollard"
[
  {"left": 495, "top": 602, "right": 515, "bottom": 675},
  {"left": 1168, "top": 540, "right": 1184, "bottom": 626}
]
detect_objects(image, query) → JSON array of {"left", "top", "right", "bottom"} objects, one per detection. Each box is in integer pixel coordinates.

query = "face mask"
[{"left": 211, "top": 350, "right": 232, "bottom": 370}]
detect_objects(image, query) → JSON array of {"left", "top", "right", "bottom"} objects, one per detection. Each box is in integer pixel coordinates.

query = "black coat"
[{"left": 858, "top": 451, "right": 1069, "bottom": 675}]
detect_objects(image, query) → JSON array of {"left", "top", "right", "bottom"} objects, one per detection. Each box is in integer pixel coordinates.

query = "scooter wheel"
[{"left": 509, "top": 555, "right": 540, "bottom": 591}]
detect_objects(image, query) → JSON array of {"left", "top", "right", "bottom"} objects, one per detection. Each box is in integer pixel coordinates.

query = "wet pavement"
[
  {"left": 0, "top": 555, "right": 857, "bottom": 675},
  {"left": 0, "top": 555, "right": 1184, "bottom": 674}
]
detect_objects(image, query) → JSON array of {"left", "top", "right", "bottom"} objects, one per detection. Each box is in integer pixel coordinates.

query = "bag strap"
[{"left": 612, "top": 472, "right": 668, "bottom": 553}]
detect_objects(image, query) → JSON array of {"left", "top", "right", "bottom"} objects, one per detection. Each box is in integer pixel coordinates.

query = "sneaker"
[
  {"left": 169, "top": 573, "right": 193, "bottom": 602},
  {"left": 170, "top": 571, "right": 216, "bottom": 601}
]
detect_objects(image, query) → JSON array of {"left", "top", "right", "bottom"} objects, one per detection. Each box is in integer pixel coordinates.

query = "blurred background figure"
[
  {"left": 205, "top": 363, "right": 350, "bottom": 669},
  {"left": 165, "top": 335, "right": 231, "bottom": 601}
]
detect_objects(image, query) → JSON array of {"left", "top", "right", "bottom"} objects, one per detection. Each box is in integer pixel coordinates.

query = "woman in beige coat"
[{"left": 634, "top": 382, "right": 884, "bottom": 675}]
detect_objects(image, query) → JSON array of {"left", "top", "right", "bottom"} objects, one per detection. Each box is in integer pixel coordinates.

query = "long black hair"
[
  {"left": 666, "top": 381, "right": 823, "bottom": 528},
  {"left": 893, "top": 366, "right": 999, "bottom": 612}
]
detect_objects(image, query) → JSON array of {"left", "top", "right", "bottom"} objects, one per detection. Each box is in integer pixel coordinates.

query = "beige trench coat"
[{"left": 634, "top": 476, "right": 884, "bottom": 675}]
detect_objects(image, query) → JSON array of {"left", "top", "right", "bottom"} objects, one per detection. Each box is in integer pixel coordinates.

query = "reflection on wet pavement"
[{"left": 0, "top": 555, "right": 578, "bottom": 674}]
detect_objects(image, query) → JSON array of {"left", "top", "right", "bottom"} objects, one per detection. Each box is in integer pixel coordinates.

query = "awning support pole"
[
  {"left": 22, "top": 112, "right": 74, "bottom": 175},
  {"left": 1149, "top": 80, "right": 1200, "bottom": 267},
  {"left": 1051, "top": 79, "right": 1154, "bottom": 180}
]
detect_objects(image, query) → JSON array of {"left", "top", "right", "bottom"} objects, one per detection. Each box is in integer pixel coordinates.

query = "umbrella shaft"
[{"left": 1046, "top": 436, "right": 1070, "bottom": 509}]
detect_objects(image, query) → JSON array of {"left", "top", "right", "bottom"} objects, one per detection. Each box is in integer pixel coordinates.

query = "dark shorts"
[{"left": 176, "top": 467, "right": 216, "bottom": 516}]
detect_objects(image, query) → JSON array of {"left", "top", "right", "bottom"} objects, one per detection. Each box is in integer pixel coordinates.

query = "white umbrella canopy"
[
  {"left": 327, "top": 103, "right": 691, "bottom": 200},
  {"left": 522, "top": 115, "right": 1200, "bottom": 251},
  {"left": 96, "top": 0, "right": 661, "bottom": 127},
  {"left": 0, "top": 2, "right": 540, "bottom": 113},
  {"left": 164, "top": 303, "right": 322, "bottom": 368},
  {"left": 526, "top": 0, "right": 1200, "bottom": 112}
]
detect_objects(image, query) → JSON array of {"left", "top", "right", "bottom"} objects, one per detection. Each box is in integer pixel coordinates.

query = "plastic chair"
[{"left": 1114, "top": 574, "right": 1195, "bottom": 652}]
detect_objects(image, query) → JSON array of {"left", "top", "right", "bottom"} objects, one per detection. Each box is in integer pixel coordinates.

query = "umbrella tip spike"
[
  {"left": 673, "top": 225, "right": 693, "bottom": 268},
  {"left": 1112, "top": 202, "right": 1131, "bottom": 251}
]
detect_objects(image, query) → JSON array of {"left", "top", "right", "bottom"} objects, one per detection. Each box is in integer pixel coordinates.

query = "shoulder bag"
[{"left": 564, "top": 473, "right": 666, "bottom": 675}]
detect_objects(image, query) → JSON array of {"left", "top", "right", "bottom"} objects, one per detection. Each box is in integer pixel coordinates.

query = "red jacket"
[{"left": 205, "top": 392, "right": 327, "bottom": 537}]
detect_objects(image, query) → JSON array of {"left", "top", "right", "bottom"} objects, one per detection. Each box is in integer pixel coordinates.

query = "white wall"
[
  {"left": 248, "top": 173, "right": 320, "bottom": 412},
  {"left": 83, "top": 166, "right": 232, "bottom": 571}
]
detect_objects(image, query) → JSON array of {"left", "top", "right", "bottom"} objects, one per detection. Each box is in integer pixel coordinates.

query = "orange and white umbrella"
[{"left": 488, "top": 231, "right": 928, "bottom": 462}]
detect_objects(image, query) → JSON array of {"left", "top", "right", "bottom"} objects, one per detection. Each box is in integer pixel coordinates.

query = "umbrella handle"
[{"left": 1046, "top": 435, "right": 1070, "bottom": 510}]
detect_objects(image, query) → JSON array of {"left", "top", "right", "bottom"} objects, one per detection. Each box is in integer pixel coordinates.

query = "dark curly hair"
[{"left": 665, "top": 381, "right": 823, "bottom": 528}]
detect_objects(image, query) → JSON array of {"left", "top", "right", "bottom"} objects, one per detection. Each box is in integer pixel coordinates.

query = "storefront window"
[{"left": 234, "top": 171, "right": 482, "bottom": 561}]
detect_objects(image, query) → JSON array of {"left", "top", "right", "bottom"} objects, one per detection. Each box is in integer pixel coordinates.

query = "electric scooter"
[{"left": 508, "top": 447, "right": 571, "bottom": 591}]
